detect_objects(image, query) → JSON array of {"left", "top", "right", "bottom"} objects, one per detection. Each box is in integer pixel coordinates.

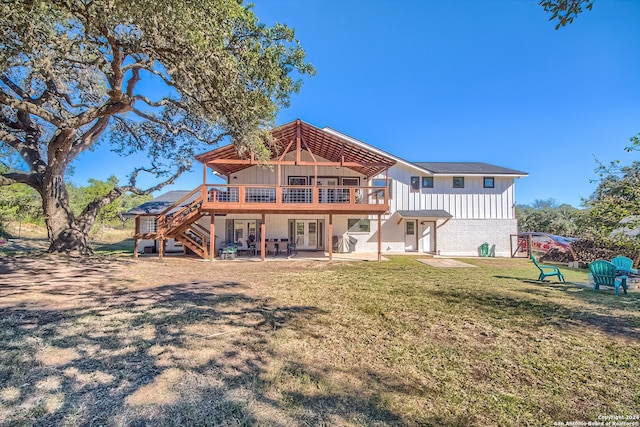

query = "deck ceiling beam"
[
  {"left": 196, "top": 119, "right": 397, "bottom": 178},
  {"left": 299, "top": 133, "right": 317, "bottom": 163},
  {"left": 204, "top": 159, "right": 389, "bottom": 168},
  {"left": 278, "top": 138, "right": 295, "bottom": 161}
]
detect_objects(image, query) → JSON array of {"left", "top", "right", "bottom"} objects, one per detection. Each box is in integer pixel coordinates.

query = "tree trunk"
[
  {"left": 48, "top": 226, "right": 92, "bottom": 255},
  {"left": 42, "top": 175, "right": 95, "bottom": 255}
]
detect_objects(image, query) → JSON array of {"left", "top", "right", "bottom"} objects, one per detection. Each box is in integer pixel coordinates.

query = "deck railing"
[{"left": 203, "top": 184, "right": 387, "bottom": 209}]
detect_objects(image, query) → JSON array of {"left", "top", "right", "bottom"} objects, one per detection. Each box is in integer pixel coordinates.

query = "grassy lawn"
[{"left": 0, "top": 254, "right": 638, "bottom": 426}]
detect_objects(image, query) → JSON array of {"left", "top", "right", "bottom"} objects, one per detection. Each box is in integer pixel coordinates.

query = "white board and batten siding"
[
  {"left": 368, "top": 163, "right": 521, "bottom": 257},
  {"left": 380, "top": 163, "right": 516, "bottom": 220}
]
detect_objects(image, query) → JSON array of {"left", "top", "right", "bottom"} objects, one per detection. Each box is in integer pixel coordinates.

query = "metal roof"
[
  {"left": 413, "top": 162, "right": 528, "bottom": 176},
  {"left": 124, "top": 190, "right": 194, "bottom": 216},
  {"left": 396, "top": 210, "right": 453, "bottom": 219}
]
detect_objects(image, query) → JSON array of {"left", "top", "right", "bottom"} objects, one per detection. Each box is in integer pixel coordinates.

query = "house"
[{"left": 129, "top": 119, "right": 528, "bottom": 260}]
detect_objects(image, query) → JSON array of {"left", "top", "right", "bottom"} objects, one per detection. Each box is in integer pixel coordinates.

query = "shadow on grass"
[
  {"left": 493, "top": 275, "right": 581, "bottom": 288},
  {"left": 430, "top": 278, "right": 640, "bottom": 341},
  {"left": 494, "top": 274, "right": 640, "bottom": 303},
  {"left": 0, "top": 257, "right": 406, "bottom": 426},
  {"left": 91, "top": 238, "right": 134, "bottom": 255}
]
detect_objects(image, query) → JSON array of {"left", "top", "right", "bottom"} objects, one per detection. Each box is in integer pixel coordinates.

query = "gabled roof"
[
  {"left": 413, "top": 162, "right": 528, "bottom": 176},
  {"left": 195, "top": 119, "right": 397, "bottom": 178},
  {"left": 194, "top": 120, "right": 528, "bottom": 179},
  {"left": 125, "top": 190, "right": 194, "bottom": 216}
]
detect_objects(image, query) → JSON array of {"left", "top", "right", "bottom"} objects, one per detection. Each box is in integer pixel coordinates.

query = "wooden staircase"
[{"left": 157, "top": 187, "right": 210, "bottom": 259}]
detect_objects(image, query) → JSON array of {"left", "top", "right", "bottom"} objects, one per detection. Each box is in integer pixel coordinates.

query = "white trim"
[{"left": 424, "top": 173, "right": 527, "bottom": 177}]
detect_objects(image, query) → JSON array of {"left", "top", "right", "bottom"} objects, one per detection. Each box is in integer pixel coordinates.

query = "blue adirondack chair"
[
  {"left": 610, "top": 256, "right": 637, "bottom": 274},
  {"left": 590, "top": 259, "right": 628, "bottom": 297},
  {"left": 531, "top": 254, "right": 565, "bottom": 282}
]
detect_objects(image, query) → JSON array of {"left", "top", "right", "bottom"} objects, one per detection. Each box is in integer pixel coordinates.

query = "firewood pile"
[
  {"left": 540, "top": 248, "right": 573, "bottom": 263},
  {"left": 569, "top": 239, "right": 640, "bottom": 264},
  {"left": 540, "top": 238, "right": 640, "bottom": 266}
]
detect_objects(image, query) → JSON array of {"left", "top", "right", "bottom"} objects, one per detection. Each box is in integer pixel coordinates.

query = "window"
[
  {"left": 341, "top": 177, "right": 360, "bottom": 186},
  {"left": 373, "top": 178, "right": 393, "bottom": 199},
  {"left": 422, "top": 177, "right": 433, "bottom": 188},
  {"left": 405, "top": 220, "right": 415, "bottom": 235},
  {"left": 288, "top": 176, "right": 307, "bottom": 185},
  {"left": 483, "top": 177, "right": 495, "bottom": 188},
  {"left": 453, "top": 177, "right": 465, "bottom": 188},
  {"left": 348, "top": 218, "right": 370, "bottom": 233},
  {"left": 140, "top": 217, "right": 158, "bottom": 234},
  {"left": 410, "top": 176, "right": 420, "bottom": 191}
]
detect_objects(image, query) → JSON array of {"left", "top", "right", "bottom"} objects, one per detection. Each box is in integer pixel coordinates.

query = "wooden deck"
[
  {"left": 133, "top": 184, "right": 388, "bottom": 260},
  {"left": 201, "top": 184, "right": 388, "bottom": 214}
]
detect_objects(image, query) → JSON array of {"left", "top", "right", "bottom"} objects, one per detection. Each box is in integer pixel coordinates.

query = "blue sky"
[{"left": 73, "top": 0, "right": 640, "bottom": 208}]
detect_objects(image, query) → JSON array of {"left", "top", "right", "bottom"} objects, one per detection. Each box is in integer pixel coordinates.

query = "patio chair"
[
  {"left": 531, "top": 254, "right": 565, "bottom": 283},
  {"left": 265, "top": 239, "right": 276, "bottom": 255},
  {"left": 590, "top": 259, "right": 628, "bottom": 297},
  {"left": 219, "top": 243, "right": 237, "bottom": 260},
  {"left": 610, "top": 256, "right": 637, "bottom": 274},
  {"left": 287, "top": 237, "right": 298, "bottom": 256}
]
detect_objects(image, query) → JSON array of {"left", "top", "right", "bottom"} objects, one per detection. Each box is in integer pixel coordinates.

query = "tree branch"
[
  {"left": 127, "top": 163, "right": 189, "bottom": 192},
  {"left": 130, "top": 107, "right": 222, "bottom": 144},
  {"left": 77, "top": 165, "right": 189, "bottom": 225},
  {"left": 106, "top": 33, "right": 125, "bottom": 93},
  {"left": 0, "top": 115, "right": 24, "bottom": 131},
  {"left": 132, "top": 94, "right": 186, "bottom": 109},
  {"left": 0, "top": 90, "right": 63, "bottom": 127},
  {"left": 0, "top": 75, "right": 29, "bottom": 100},
  {"left": 40, "top": 76, "right": 92, "bottom": 110},
  {"left": 125, "top": 67, "right": 140, "bottom": 97},
  {"left": 65, "top": 98, "right": 130, "bottom": 129},
  {"left": 0, "top": 128, "right": 47, "bottom": 174},
  {"left": 66, "top": 115, "right": 111, "bottom": 164},
  {"left": 0, "top": 171, "right": 39, "bottom": 188}
]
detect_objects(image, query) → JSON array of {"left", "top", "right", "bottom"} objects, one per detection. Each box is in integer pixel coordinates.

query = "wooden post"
[
  {"left": 568, "top": 241, "right": 578, "bottom": 264},
  {"left": 159, "top": 238, "right": 165, "bottom": 259},
  {"left": 202, "top": 163, "right": 207, "bottom": 185},
  {"left": 261, "top": 213, "right": 266, "bottom": 262},
  {"left": 384, "top": 167, "right": 389, "bottom": 205},
  {"left": 328, "top": 214, "right": 333, "bottom": 261},
  {"left": 209, "top": 215, "right": 216, "bottom": 261},
  {"left": 378, "top": 214, "right": 382, "bottom": 262},
  {"left": 133, "top": 216, "right": 140, "bottom": 258},
  {"left": 277, "top": 164, "right": 281, "bottom": 186},
  {"left": 296, "top": 119, "right": 301, "bottom": 164}
]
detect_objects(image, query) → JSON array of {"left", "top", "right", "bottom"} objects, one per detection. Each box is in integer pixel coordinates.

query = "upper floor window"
[
  {"left": 288, "top": 176, "right": 307, "bottom": 186},
  {"left": 373, "top": 178, "right": 393, "bottom": 199},
  {"left": 410, "top": 176, "right": 420, "bottom": 191},
  {"left": 453, "top": 177, "right": 465, "bottom": 188},
  {"left": 483, "top": 177, "right": 495, "bottom": 188},
  {"left": 422, "top": 177, "right": 433, "bottom": 188},
  {"left": 342, "top": 177, "right": 360, "bottom": 186}
]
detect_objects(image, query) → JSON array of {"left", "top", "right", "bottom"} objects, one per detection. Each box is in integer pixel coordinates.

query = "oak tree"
[{"left": 0, "top": 0, "right": 313, "bottom": 254}]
